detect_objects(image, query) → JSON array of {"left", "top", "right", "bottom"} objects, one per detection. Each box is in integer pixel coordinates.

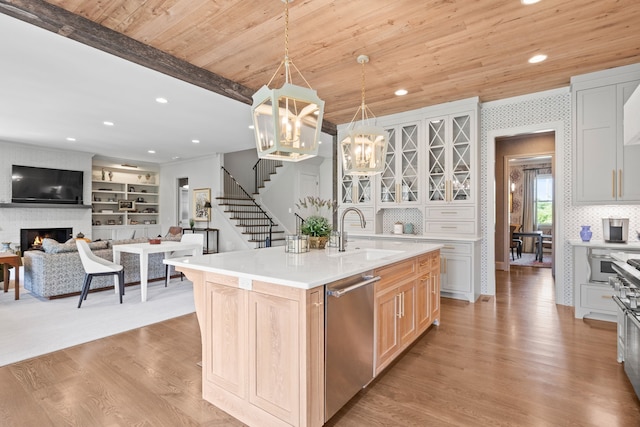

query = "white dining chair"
[
  {"left": 165, "top": 233, "right": 204, "bottom": 286},
  {"left": 76, "top": 240, "right": 125, "bottom": 308}
]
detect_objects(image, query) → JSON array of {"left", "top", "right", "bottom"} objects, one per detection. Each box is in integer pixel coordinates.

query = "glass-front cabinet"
[
  {"left": 427, "top": 112, "right": 474, "bottom": 204},
  {"left": 379, "top": 122, "right": 421, "bottom": 206},
  {"left": 340, "top": 173, "right": 373, "bottom": 205}
]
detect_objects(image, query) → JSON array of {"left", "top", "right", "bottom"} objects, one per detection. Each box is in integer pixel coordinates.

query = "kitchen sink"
[{"left": 326, "top": 248, "right": 404, "bottom": 260}]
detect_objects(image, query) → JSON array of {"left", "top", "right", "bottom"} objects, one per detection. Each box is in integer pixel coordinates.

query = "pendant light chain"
[
  {"left": 361, "top": 59, "right": 366, "bottom": 122},
  {"left": 284, "top": 0, "right": 291, "bottom": 84}
]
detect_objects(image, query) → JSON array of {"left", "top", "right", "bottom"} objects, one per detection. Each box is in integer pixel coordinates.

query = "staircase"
[
  {"left": 252, "top": 158, "right": 282, "bottom": 194},
  {"left": 218, "top": 166, "right": 285, "bottom": 248}
]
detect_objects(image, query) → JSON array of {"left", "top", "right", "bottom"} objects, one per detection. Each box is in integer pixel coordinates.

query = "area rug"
[
  {"left": 510, "top": 252, "right": 552, "bottom": 268},
  {"left": 0, "top": 276, "right": 195, "bottom": 367}
]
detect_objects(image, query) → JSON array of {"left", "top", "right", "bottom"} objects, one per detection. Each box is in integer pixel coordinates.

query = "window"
[{"left": 535, "top": 174, "right": 553, "bottom": 226}]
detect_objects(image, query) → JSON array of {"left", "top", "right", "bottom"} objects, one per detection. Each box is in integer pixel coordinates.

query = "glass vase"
[{"left": 580, "top": 225, "right": 592, "bottom": 242}]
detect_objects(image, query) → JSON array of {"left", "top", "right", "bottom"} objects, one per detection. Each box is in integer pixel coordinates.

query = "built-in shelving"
[{"left": 91, "top": 167, "right": 160, "bottom": 239}]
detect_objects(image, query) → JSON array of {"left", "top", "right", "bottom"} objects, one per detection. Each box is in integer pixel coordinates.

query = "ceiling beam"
[{"left": 0, "top": 0, "right": 338, "bottom": 135}]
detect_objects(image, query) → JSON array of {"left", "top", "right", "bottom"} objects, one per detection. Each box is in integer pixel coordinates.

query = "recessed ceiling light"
[
  {"left": 192, "top": 139, "right": 200, "bottom": 144},
  {"left": 103, "top": 121, "right": 114, "bottom": 126},
  {"left": 155, "top": 97, "right": 168, "bottom": 104},
  {"left": 248, "top": 125, "right": 255, "bottom": 130},
  {"left": 521, "top": 0, "right": 540, "bottom": 4},
  {"left": 148, "top": 150, "right": 156, "bottom": 154},
  {"left": 66, "top": 137, "right": 76, "bottom": 142},
  {"left": 528, "top": 54, "right": 547, "bottom": 64},
  {"left": 395, "top": 89, "right": 408, "bottom": 96},
  {"left": 172, "top": 156, "right": 181, "bottom": 160}
]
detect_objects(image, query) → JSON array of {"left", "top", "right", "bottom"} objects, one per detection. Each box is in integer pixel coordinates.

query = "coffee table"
[{"left": 0, "top": 253, "right": 22, "bottom": 300}]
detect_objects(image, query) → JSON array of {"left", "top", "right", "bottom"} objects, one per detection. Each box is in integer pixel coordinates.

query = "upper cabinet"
[
  {"left": 426, "top": 112, "right": 475, "bottom": 204},
  {"left": 573, "top": 63, "right": 640, "bottom": 204},
  {"left": 378, "top": 121, "right": 421, "bottom": 206},
  {"left": 339, "top": 172, "right": 373, "bottom": 206}
]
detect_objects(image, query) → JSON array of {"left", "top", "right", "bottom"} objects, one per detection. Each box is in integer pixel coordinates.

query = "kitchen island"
[{"left": 165, "top": 239, "right": 442, "bottom": 427}]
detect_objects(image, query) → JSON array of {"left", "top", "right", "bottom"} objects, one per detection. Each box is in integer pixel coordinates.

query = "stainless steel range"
[{"left": 611, "top": 255, "right": 640, "bottom": 399}]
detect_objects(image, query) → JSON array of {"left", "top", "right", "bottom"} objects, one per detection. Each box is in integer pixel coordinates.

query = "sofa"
[{"left": 24, "top": 237, "right": 179, "bottom": 298}]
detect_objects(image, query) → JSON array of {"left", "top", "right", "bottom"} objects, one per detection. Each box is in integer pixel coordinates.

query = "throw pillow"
[
  {"left": 42, "top": 238, "right": 77, "bottom": 254},
  {"left": 88, "top": 241, "right": 109, "bottom": 250}
]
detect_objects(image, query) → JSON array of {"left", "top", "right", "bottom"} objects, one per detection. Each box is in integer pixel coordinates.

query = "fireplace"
[{"left": 20, "top": 228, "right": 73, "bottom": 253}]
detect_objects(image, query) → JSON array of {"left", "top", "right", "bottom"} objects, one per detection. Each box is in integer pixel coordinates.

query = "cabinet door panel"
[
  {"left": 620, "top": 81, "right": 640, "bottom": 201},
  {"left": 205, "top": 283, "right": 247, "bottom": 397},
  {"left": 375, "top": 290, "right": 399, "bottom": 371},
  {"left": 416, "top": 273, "right": 431, "bottom": 333},
  {"left": 442, "top": 255, "right": 471, "bottom": 293},
  {"left": 431, "top": 269, "right": 440, "bottom": 322},
  {"left": 397, "top": 281, "right": 416, "bottom": 346},
  {"left": 248, "top": 292, "right": 300, "bottom": 425}
]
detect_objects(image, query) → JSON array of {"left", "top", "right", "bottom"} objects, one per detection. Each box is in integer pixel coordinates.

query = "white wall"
[
  {"left": 159, "top": 154, "right": 249, "bottom": 252},
  {"left": 223, "top": 148, "right": 259, "bottom": 192},
  {"left": 0, "top": 141, "right": 93, "bottom": 244}
]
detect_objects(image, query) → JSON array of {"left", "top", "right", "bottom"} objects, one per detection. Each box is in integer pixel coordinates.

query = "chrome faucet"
[{"left": 339, "top": 207, "right": 366, "bottom": 251}]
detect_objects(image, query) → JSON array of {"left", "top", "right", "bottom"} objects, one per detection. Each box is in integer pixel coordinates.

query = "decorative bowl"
[{"left": 148, "top": 238, "right": 161, "bottom": 245}]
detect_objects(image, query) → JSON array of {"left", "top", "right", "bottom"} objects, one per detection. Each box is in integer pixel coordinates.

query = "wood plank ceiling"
[{"left": 6, "top": 0, "right": 640, "bottom": 127}]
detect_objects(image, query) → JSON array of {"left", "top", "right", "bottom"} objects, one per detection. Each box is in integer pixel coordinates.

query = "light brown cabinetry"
[
  {"left": 194, "top": 272, "right": 324, "bottom": 427},
  {"left": 416, "top": 251, "right": 441, "bottom": 331},
  {"left": 374, "top": 251, "right": 440, "bottom": 375},
  {"left": 181, "top": 249, "right": 440, "bottom": 426}
]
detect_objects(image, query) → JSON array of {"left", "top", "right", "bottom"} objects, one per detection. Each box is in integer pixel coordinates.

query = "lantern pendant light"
[
  {"left": 340, "top": 55, "right": 388, "bottom": 176},
  {"left": 251, "top": 0, "right": 325, "bottom": 162}
]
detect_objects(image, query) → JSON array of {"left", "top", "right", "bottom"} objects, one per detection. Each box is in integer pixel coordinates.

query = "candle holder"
[{"left": 285, "top": 234, "right": 309, "bottom": 253}]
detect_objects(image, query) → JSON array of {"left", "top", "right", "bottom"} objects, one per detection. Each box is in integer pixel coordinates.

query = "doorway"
[
  {"left": 177, "top": 177, "right": 189, "bottom": 228},
  {"left": 485, "top": 120, "right": 566, "bottom": 304},
  {"left": 495, "top": 132, "right": 555, "bottom": 272},
  {"left": 506, "top": 154, "right": 554, "bottom": 271}
]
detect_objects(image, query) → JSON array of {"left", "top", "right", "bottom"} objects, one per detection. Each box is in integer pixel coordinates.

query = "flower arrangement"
[
  {"left": 300, "top": 216, "right": 332, "bottom": 237},
  {"left": 296, "top": 197, "right": 337, "bottom": 247}
]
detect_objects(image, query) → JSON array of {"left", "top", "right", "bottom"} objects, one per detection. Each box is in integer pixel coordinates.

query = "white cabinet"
[
  {"left": 573, "top": 71, "right": 640, "bottom": 203},
  {"left": 426, "top": 112, "right": 475, "bottom": 204},
  {"left": 338, "top": 171, "right": 374, "bottom": 206},
  {"left": 439, "top": 240, "right": 480, "bottom": 303},
  {"left": 423, "top": 100, "right": 479, "bottom": 237},
  {"left": 378, "top": 121, "right": 421, "bottom": 206},
  {"left": 91, "top": 167, "right": 160, "bottom": 239}
]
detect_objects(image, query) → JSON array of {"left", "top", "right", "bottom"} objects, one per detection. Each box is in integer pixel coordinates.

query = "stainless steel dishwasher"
[{"left": 325, "top": 272, "right": 380, "bottom": 421}]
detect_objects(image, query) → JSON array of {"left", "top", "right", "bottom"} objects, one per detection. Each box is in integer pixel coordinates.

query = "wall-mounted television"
[{"left": 11, "top": 165, "right": 84, "bottom": 204}]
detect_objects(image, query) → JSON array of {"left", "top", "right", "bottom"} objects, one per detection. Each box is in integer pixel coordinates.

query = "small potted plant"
[
  {"left": 297, "top": 196, "right": 336, "bottom": 249},
  {"left": 189, "top": 218, "right": 195, "bottom": 231}
]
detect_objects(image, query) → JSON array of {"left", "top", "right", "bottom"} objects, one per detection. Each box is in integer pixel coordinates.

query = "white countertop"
[
  {"left": 164, "top": 239, "right": 443, "bottom": 289},
  {"left": 351, "top": 233, "right": 483, "bottom": 242},
  {"left": 569, "top": 239, "right": 640, "bottom": 249}
]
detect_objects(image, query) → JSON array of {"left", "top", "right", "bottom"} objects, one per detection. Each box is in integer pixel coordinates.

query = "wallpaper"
[{"left": 480, "top": 91, "right": 574, "bottom": 305}]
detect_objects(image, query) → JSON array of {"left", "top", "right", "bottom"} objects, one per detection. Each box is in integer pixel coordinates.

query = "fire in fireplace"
[{"left": 20, "top": 228, "right": 73, "bottom": 253}]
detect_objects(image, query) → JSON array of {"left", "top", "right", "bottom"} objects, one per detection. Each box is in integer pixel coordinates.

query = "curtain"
[{"left": 522, "top": 169, "right": 537, "bottom": 252}]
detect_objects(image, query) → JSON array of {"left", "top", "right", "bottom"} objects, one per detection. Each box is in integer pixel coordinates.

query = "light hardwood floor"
[{"left": 1, "top": 267, "right": 639, "bottom": 426}]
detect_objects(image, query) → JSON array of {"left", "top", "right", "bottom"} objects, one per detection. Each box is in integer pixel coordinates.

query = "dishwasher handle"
[{"left": 327, "top": 275, "right": 381, "bottom": 298}]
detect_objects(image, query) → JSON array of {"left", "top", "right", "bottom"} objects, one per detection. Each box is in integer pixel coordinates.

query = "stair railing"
[
  {"left": 252, "top": 159, "right": 283, "bottom": 194},
  {"left": 221, "top": 166, "right": 275, "bottom": 248}
]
